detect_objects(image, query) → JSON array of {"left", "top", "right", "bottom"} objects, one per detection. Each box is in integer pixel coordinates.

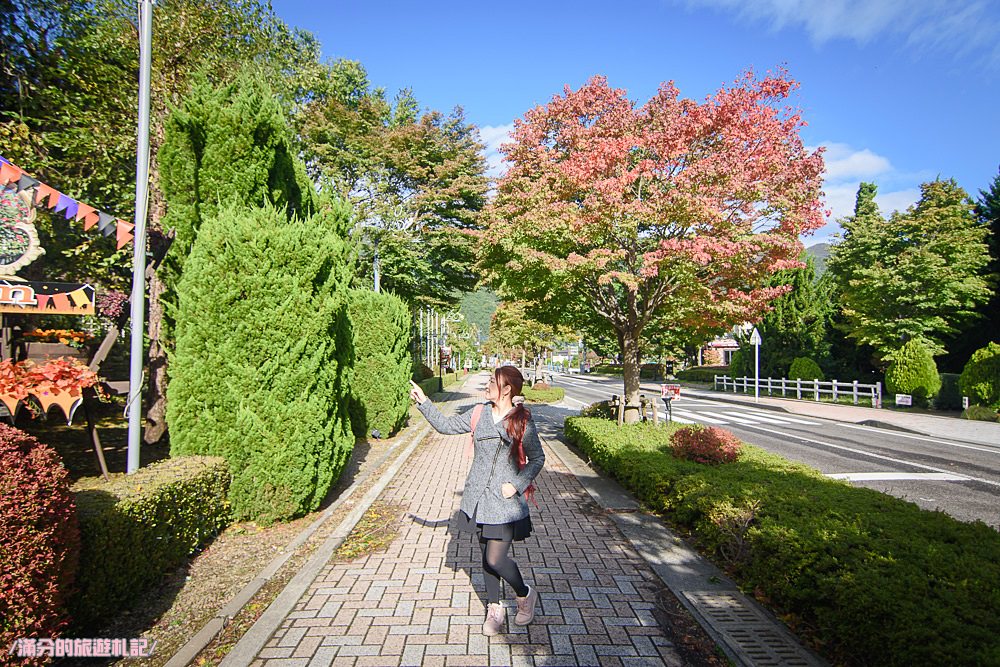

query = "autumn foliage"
[
  {"left": 0, "top": 425, "right": 80, "bottom": 663},
  {"left": 483, "top": 69, "right": 825, "bottom": 409},
  {"left": 669, "top": 425, "right": 743, "bottom": 465}
]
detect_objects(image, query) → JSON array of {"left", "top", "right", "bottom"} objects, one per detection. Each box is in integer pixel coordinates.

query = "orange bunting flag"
[
  {"left": 76, "top": 202, "right": 99, "bottom": 230},
  {"left": 35, "top": 183, "right": 61, "bottom": 209},
  {"left": 0, "top": 162, "right": 22, "bottom": 187},
  {"left": 115, "top": 219, "right": 134, "bottom": 250}
]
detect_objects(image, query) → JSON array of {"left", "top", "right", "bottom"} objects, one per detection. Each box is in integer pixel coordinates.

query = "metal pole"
[
  {"left": 373, "top": 236, "right": 380, "bottom": 293},
  {"left": 754, "top": 343, "right": 759, "bottom": 403},
  {"left": 126, "top": 0, "right": 153, "bottom": 474}
]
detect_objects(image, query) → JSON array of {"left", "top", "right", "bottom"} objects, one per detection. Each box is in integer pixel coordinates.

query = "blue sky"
[{"left": 274, "top": 0, "right": 1000, "bottom": 244}]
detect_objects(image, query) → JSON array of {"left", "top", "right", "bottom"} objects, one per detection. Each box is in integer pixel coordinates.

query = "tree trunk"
[
  {"left": 143, "top": 271, "right": 168, "bottom": 444},
  {"left": 534, "top": 352, "right": 543, "bottom": 387},
  {"left": 621, "top": 329, "right": 642, "bottom": 423},
  {"left": 143, "top": 157, "right": 168, "bottom": 446}
]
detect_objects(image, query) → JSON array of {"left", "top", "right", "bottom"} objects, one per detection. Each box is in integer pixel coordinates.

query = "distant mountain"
[{"left": 806, "top": 242, "right": 831, "bottom": 276}]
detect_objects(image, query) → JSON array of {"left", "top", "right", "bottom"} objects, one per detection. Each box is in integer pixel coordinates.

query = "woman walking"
[{"left": 409, "top": 366, "right": 545, "bottom": 636}]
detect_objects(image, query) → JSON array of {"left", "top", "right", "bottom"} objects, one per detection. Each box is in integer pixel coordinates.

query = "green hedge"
[
  {"left": 960, "top": 342, "right": 1000, "bottom": 409},
  {"left": 675, "top": 366, "right": 728, "bottom": 383},
  {"left": 523, "top": 385, "right": 565, "bottom": 403},
  {"left": 563, "top": 417, "right": 1000, "bottom": 666},
  {"left": 347, "top": 289, "right": 411, "bottom": 438},
  {"left": 788, "top": 356, "right": 824, "bottom": 381},
  {"left": 167, "top": 203, "right": 355, "bottom": 524},
  {"left": 70, "top": 456, "right": 231, "bottom": 631},
  {"left": 418, "top": 376, "right": 442, "bottom": 397}
]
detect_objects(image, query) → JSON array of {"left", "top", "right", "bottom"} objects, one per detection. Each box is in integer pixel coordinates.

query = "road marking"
[
  {"left": 739, "top": 423, "right": 1000, "bottom": 489},
  {"left": 826, "top": 472, "right": 969, "bottom": 482},
  {"left": 698, "top": 411, "right": 763, "bottom": 425},
  {"left": 673, "top": 409, "right": 729, "bottom": 424},
  {"left": 730, "top": 409, "right": 820, "bottom": 425},
  {"left": 665, "top": 414, "right": 695, "bottom": 424},
  {"left": 837, "top": 423, "right": 1000, "bottom": 455},
  {"left": 562, "top": 396, "right": 590, "bottom": 408}
]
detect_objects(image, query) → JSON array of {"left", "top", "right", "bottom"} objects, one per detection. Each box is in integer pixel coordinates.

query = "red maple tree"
[{"left": 481, "top": 69, "right": 826, "bottom": 416}]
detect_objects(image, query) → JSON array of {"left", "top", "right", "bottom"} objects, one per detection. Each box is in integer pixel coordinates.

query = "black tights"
[{"left": 479, "top": 537, "right": 528, "bottom": 603}]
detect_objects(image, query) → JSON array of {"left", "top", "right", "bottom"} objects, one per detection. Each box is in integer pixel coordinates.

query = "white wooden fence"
[{"left": 714, "top": 375, "right": 882, "bottom": 408}]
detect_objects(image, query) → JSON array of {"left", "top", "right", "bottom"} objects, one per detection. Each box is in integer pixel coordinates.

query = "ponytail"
[{"left": 495, "top": 367, "right": 538, "bottom": 504}]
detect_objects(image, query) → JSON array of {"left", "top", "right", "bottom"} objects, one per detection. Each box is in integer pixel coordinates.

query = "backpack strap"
[{"left": 465, "top": 404, "right": 484, "bottom": 459}]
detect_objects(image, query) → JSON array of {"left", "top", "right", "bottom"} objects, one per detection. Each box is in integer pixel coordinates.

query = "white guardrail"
[{"left": 714, "top": 375, "right": 883, "bottom": 408}]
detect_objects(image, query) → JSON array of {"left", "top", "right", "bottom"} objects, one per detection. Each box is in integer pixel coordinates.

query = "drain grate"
[{"left": 683, "top": 591, "right": 824, "bottom": 666}]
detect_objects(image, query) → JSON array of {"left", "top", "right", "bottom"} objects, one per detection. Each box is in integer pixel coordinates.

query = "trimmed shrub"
[
  {"left": 412, "top": 362, "right": 435, "bottom": 381},
  {"left": 962, "top": 405, "right": 999, "bottom": 422},
  {"left": 959, "top": 342, "right": 1000, "bottom": 409},
  {"left": 788, "top": 356, "right": 824, "bottom": 381},
  {"left": 669, "top": 425, "right": 742, "bottom": 465},
  {"left": 580, "top": 400, "right": 615, "bottom": 420},
  {"left": 0, "top": 425, "right": 79, "bottom": 658},
  {"left": 70, "top": 456, "right": 230, "bottom": 631},
  {"left": 167, "top": 202, "right": 355, "bottom": 524},
  {"left": 564, "top": 417, "right": 1000, "bottom": 666},
  {"left": 347, "top": 289, "right": 411, "bottom": 439},
  {"left": 522, "top": 385, "right": 565, "bottom": 404},
  {"left": 885, "top": 339, "right": 941, "bottom": 406},
  {"left": 418, "top": 376, "right": 441, "bottom": 397},
  {"left": 934, "top": 373, "right": 963, "bottom": 410}
]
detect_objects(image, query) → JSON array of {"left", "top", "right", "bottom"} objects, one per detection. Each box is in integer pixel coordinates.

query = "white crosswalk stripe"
[
  {"left": 698, "top": 411, "right": 762, "bottom": 425},
  {"left": 731, "top": 408, "right": 819, "bottom": 425},
  {"left": 673, "top": 409, "right": 729, "bottom": 424}
]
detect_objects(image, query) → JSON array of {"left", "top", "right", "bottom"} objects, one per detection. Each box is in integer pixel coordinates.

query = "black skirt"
[{"left": 456, "top": 506, "right": 533, "bottom": 542}]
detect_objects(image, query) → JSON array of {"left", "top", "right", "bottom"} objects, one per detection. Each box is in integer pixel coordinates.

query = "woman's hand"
[
  {"left": 409, "top": 380, "right": 427, "bottom": 405},
  {"left": 501, "top": 482, "right": 517, "bottom": 499}
]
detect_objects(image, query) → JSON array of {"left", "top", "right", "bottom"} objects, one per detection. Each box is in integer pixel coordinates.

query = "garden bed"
[{"left": 564, "top": 416, "right": 1000, "bottom": 667}]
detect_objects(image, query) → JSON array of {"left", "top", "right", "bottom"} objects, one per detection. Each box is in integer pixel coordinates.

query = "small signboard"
[
  {"left": 0, "top": 280, "right": 95, "bottom": 315},
  {"left": 895, "top": 394, "right": 912, "bottom": 406},
  {"left": 963, "top": 396, "right": 969, "bottom": 409},
  {"left": 661, "top": 384, "right": 681, "bottom": 400}
]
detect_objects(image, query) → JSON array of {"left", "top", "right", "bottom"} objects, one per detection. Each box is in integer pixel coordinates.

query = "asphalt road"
[{"left": 548, "top": 372, "right": 1000, "bottom": 529}]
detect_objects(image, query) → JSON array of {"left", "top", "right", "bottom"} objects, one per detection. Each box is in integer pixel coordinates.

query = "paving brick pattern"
[{"left": 249, "top": 388, "right": 685, "bottom": 667}]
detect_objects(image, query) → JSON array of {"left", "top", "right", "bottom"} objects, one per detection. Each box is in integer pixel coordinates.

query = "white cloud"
[
  {"left": 678, "top": 0, "right": 1000, "bottom": 63},
  {"left": 478, "top": 123, "right": 515, "bottom": 180},
  {"left": 807, "top": 141, "right": 921, "bottom": 244}
]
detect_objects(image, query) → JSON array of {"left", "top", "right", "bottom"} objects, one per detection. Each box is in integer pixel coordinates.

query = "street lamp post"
[{"left": 750, "top": 327, "right": 762, "bottom": 403}]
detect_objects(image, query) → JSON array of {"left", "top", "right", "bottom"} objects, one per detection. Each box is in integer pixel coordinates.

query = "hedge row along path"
[{"left": 215, "top": 373, "right": 729, "bottom": 667}]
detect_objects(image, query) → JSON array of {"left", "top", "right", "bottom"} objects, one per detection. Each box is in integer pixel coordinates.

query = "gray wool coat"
[{"left": 417, "top": 399, "right": 545, "bottom": 525}]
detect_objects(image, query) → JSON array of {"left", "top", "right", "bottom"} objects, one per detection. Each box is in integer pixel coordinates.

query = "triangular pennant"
[
  {"left": 75, "top": 202, "right": 98, "bottom": 229},
  {"left": 54, "top": 193, "right": 75, "bottom": 215},
  {"left": 62, "top": 199, "right": 79, "bottom": 220},
  {"left": 116, "top": 219, "right": 135, "bottom": 250},
  {"left": 16, "top": 174, "right": 39, "bottom": 193},
  {"left": 97, "top": 212, "right": 116, "bottom": 236},
  {"left": 49, "top": 293, "right": 71, "bottom": 310},
  {"left": 0, "top": 163, "right": 23, "bottom": 187},
  {"left": 35, "top": 183, "right": 60, "bottom": 208}
]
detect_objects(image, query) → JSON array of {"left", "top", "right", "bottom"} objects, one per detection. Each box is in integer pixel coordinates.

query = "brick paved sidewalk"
[{"left": 248, "top": 382, "right": 685, "bottom": 667}]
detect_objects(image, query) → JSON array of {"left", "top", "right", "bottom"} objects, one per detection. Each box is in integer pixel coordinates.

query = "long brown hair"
[{"left": 494, "top": 367, "right": 537, "bottom": 503}]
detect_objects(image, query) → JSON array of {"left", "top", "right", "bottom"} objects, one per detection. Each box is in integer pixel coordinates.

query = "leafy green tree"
[
  {"left": 940, "top": 167, "right": 1000, "bottom": 372},
  {"left": 167, "top": 202, "right": 354, "bottom": 524},
  {"left": 828, "top": 180, "right": 992, "bottom": 361},
  {"left": 788, "top": 357, "right": 825, "bottom": 381},
  {"left": 0, "top": 0, "right": 325, "bottom": 444},
  {"left": 347, "top": 289, "right": 411, "bottom": 438},
  {"left": 754, "top": 255, "right": 833, "bottom": 377},
  {"left": 481, "top": 72, "right": 826, "bottom": 417},
  {"left": 295, "top": 60, "right": 488, "bottom": 306},
  {"left": 459, "top": 288, "right": 498, "bottom": 343}
]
